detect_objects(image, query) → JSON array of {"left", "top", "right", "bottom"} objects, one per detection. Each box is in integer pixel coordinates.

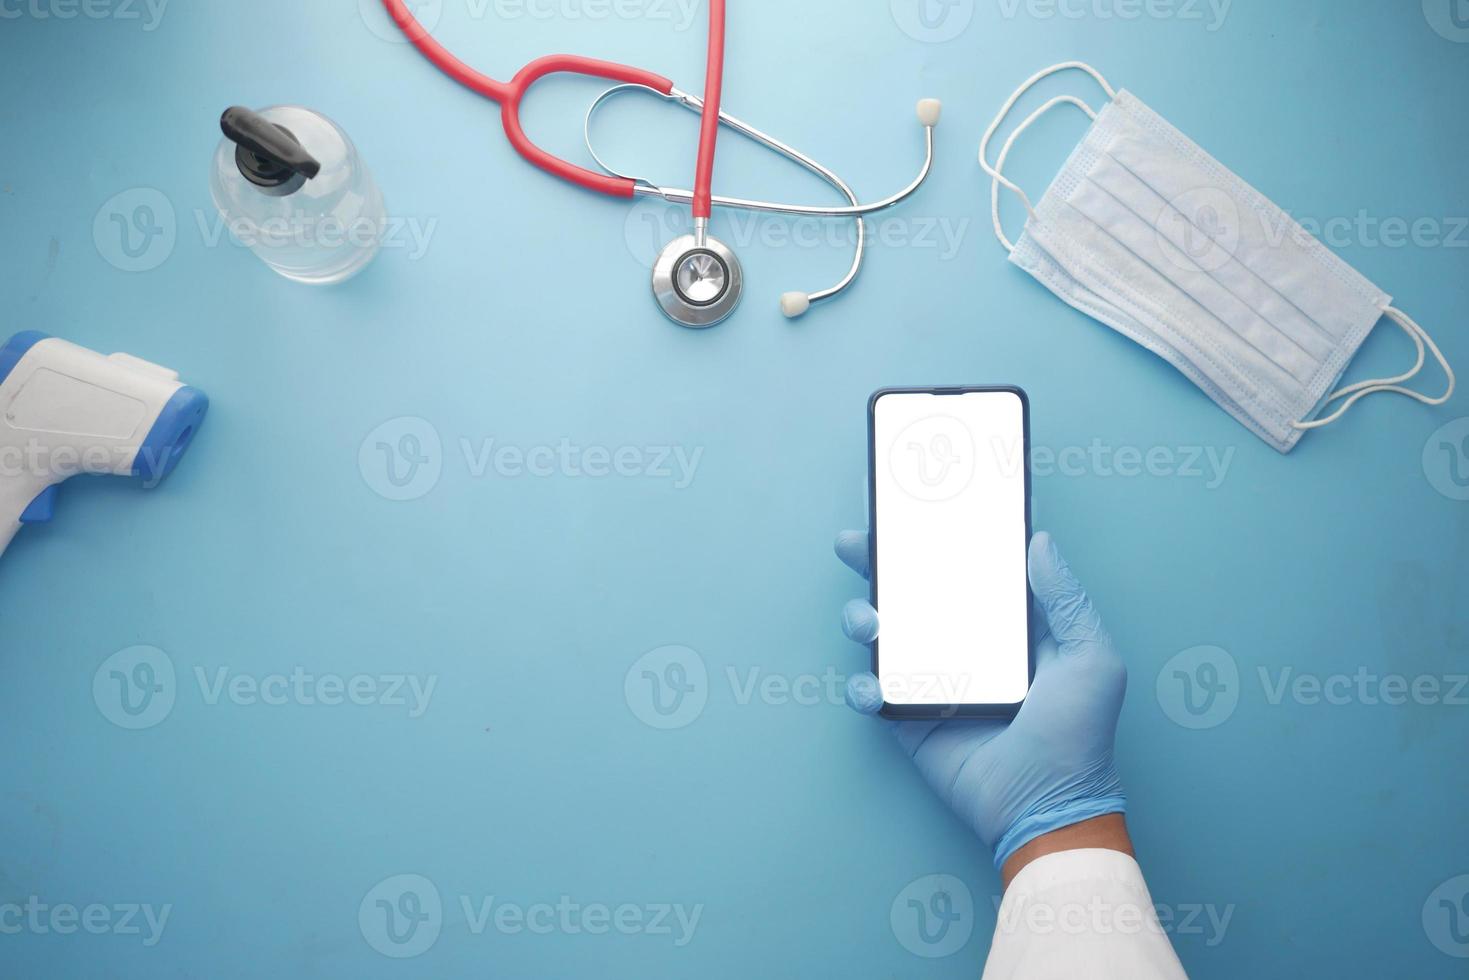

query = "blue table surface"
[{"left": 2, "top": 1, "right": 1467, "bottom": 977}]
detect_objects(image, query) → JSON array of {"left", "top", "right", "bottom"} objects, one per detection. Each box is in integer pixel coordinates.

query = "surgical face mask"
[{"left": 979, "top": 63, "right": 1454, "bottom": 454}]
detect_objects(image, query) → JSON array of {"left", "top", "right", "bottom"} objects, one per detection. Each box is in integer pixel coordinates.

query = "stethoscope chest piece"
[{"left": 652, "top": 233, "right": 743, "bottom": 329}]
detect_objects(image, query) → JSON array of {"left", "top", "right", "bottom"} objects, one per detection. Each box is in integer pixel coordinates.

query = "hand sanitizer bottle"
[{"left": 210, "top": 105, "right": 385, "bottom": 285}]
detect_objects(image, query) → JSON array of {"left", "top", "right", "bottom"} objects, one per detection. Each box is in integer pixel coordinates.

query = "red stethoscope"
[{"left": 381, "top": 0, "right": 941, "bottom": 327}]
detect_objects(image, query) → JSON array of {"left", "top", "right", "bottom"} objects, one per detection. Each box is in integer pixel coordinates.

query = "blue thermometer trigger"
[{"left": 20, "top": 486, "right": 58, "bottom": 524}]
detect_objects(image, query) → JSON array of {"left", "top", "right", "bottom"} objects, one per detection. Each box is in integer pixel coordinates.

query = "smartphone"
[{"left": 867, "top": 387, "right": 1034, "bottom": 719}]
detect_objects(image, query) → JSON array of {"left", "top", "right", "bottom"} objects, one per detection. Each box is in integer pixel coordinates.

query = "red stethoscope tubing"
[
  {"left": 379, "top": 0, "right": 725, "bottom": 212},
  {"left": 692, "top": 0, "right": 725, "bottom": 220}
]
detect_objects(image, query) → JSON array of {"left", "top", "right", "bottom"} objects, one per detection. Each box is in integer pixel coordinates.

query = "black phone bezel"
[{"left": 866, "top": 386, "right": 1036, "bottom": 720}]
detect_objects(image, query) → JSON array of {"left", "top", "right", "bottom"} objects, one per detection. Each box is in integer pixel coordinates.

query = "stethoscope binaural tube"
[
  {"left": 691, "top": 0, "right": 725, "bottom": 227},
  {"left": 653, "top": 0, "right": 743, "bottom": 329},
  {"left": 586, "top": 87, "right": 940, "bottom": 317},
  {"left": 633, "top": 96, "right": 941, "bottom": 221}
]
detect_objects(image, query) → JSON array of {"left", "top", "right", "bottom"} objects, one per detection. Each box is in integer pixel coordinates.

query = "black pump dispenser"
[{"left": 220, "top": 106, "right": 321, "bottom": 192}]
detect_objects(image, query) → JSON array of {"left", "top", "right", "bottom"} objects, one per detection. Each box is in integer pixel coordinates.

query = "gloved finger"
[
  {"left": 1028, "top": 531, "right": 1108, "bottom": 651},
  {"left": 845, "top": 671, "right": 884, "bottom": 715},
  {"left": 841, "top": 599, "right": 880, "bottom": 644},
  {"left": 892, "top": 717, "right": 1006, "bottom": 766},
  {"left": 834, "top": 530, "right": 871, "bottom": 580}
]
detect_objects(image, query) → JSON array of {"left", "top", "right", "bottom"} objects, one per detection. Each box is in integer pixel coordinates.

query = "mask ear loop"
[
  {"left": 1292, "top": 306, "right": 1456, "bottom": 430},
  {"left": 978, "top": 62, "right": 1116, "bottom": 253},
  {"left": 988, "top": 96, "right": 1098, "bottom": 252}
]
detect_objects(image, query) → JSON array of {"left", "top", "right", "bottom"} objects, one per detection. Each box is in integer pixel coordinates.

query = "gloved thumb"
[
  {"left": 845, "top": 672, "right": 885, "bottom": 715},
  {"left": 1028, "top": 532, "right": 1107, "bottom": 651}
]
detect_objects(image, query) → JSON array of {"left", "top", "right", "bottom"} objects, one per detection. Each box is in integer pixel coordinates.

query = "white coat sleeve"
[{"left": 981, "top": 849, "right": 1188, "bottom": 980}]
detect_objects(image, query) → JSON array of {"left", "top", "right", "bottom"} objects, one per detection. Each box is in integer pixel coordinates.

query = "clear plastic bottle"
[{"left": 210, "top": 105, "right": 385, "bottom": 285}]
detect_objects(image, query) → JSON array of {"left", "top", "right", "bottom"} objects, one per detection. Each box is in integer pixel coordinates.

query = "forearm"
[{"left": 1002, "top": 814, "right": 1133, "bottom": 888}]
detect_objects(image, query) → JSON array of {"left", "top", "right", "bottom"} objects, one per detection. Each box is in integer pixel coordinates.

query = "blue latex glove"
[{"left": 835, "top": 530, "right": 1127, "bottom": 870}]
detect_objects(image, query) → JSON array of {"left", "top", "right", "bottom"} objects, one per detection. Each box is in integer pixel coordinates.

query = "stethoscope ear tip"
[
  {"left": 780, "top": 292, "right": 812, "bottom": 319},
  {"left": 917, "top": 99, "right": 942, "bottom": 127}
]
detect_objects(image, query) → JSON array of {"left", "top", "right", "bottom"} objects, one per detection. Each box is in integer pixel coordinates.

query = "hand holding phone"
[{"left": 839, "top": 394, "right": 1130, "bottom": 869}]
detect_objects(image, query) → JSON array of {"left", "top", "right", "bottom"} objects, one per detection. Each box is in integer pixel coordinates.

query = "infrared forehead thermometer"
[{"left": 0, "top": 331, "right": 208, "bottom": 557}]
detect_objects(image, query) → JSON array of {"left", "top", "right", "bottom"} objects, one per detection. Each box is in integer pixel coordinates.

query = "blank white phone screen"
[{"left": 872, "top": 391, "right": 1030, "bottom": 707}]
